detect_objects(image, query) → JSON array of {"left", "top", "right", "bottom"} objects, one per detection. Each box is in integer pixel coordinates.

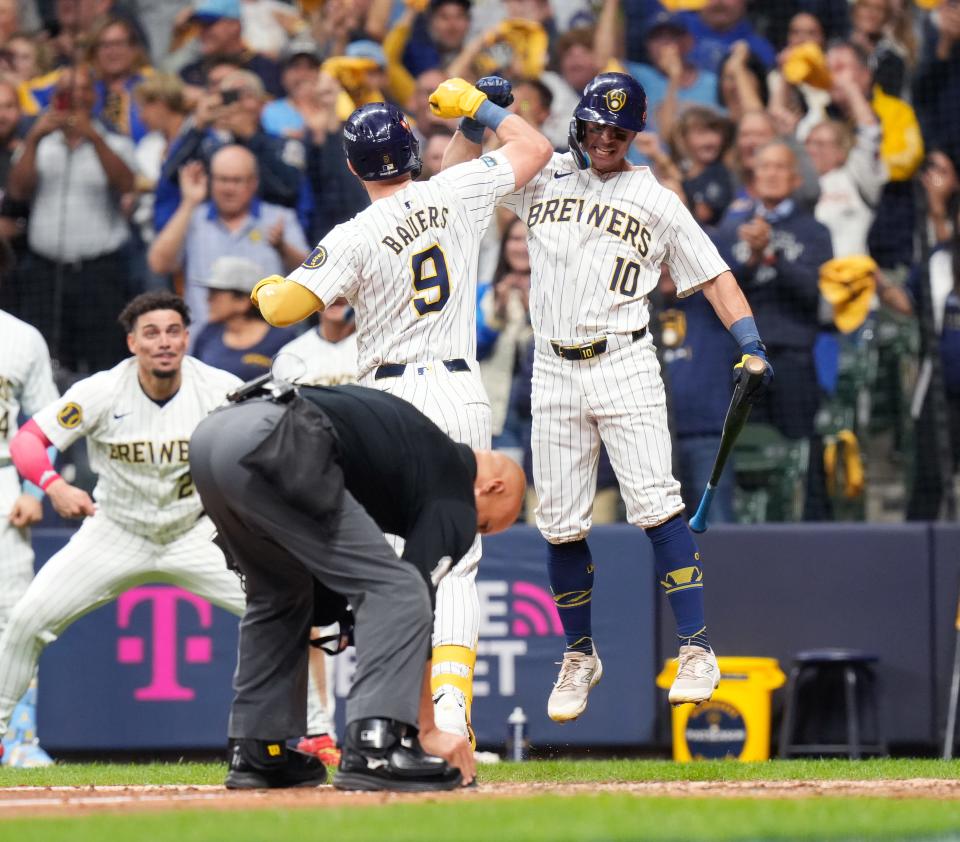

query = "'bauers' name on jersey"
[
  {"left": 109, "top": 439, "right": 190, "bottom": 464},
  {"left": 526, "top": 197, "right": 653, "bottom": 257},
  {"left": 382, "top": 205, "right": 449, "bottom": 254}
]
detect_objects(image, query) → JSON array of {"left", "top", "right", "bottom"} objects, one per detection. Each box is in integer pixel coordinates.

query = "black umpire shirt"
[{"left": 300, "top": 385, "right": 478, "bottom": 582}]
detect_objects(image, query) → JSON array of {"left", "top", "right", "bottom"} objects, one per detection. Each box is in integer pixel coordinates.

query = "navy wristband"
[
  {"left": 729, "top": 316, "right": 761, "bottom": 349},
  {"left": 459, "top": 117, "right": 485, "bottom": 144},
  {"left": 474, "top": 100, "right": 510, "bottom": 131}
]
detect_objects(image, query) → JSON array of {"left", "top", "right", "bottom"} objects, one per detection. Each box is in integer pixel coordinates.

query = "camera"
[{"left": 220, "top": 89, "right": 241, "bottom": 106}]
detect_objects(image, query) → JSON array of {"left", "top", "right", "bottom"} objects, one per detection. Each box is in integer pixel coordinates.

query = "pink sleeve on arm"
[{"left": 10, "top": 419, "right": 59, "bottom": 490}]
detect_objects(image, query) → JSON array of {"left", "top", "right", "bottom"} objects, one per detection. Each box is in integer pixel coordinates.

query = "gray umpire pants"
[{"left": 190, "top": 399, "right": 432, "bottom": 740}]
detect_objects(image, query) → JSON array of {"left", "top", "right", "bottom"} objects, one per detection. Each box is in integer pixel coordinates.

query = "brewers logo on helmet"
[{"left": 568, "top": 72, "right": 647, "bottom": 169}]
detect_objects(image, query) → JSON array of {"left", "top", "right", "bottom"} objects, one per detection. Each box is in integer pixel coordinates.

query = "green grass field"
[{"left": 2, "top": 759, "right": 960, "bottom": 841}]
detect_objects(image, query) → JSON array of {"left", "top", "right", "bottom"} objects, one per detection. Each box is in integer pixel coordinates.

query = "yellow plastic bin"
[{"left": 656, "top": 656, "right": 786, "bottom": 761}]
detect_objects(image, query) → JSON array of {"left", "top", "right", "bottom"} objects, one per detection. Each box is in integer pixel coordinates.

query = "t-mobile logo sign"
[{"left": 115, "top": 587, "right": 215, "bottom": 701}]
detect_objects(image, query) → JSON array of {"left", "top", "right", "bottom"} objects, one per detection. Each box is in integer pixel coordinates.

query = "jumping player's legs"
[
  {"left": 530, "top": 349, "right": 607, "bottom": 722},
  {"left": 589, "top": 339, "right": 718, "bottom": 704},
  {"left": 0, "top": 514, "right": 156, "bottom": 740}
]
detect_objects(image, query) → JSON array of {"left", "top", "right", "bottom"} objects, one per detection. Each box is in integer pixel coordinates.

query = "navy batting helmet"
[
  {"left": 343, "top": 102, "right": 422, "bottom": 182},
  {"left": 568, "top": 72, "right": 647, "bottom": 169}
]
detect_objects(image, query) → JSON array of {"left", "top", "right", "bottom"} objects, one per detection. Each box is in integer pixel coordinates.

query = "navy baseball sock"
[
  {"left": 647, "top": 515, "right": 710, "bottom": 651},
  {"left": 547, "top": 539, "right": 595, "bottom": 654}
]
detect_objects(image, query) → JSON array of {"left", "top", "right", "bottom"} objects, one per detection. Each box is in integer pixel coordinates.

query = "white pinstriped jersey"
[
  {"left": 286, "top": 152, "right": 516, "bottom": 379},
  {"left": 500, "top": 153, "right": 730, "bottom": 338},
  {"left": 272, "top": 329, "right": 358, "bottom": 386},
  {"left": 32, "top": 357, "right": 241, "bottom": 541},
  {"left": 0, "top": 310, "right": 58, "bottom": 463}
]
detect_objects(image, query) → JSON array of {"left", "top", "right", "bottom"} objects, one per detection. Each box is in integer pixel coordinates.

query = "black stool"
[{"left": 778, "top": 649, "right": 886, "bottom": 759}]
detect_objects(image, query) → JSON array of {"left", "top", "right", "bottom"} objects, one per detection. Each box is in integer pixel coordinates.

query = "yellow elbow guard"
[{"left": 252, "top": 276, "right": 322, "bottom": 327}]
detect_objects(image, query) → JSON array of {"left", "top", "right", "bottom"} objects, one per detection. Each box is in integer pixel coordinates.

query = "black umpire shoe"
[
  {"left": 333, "top": 718, "right": 463, "bottom": 792},
  {"left": 225, "top": 738, "right": 328, "bottom": 789}
]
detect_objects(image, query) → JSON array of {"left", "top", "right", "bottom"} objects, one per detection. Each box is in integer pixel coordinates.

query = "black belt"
[
  {"left": 550, "top": 328, "right": 646, "bottom": 361},
  {"left": 374, "top": 358, "right": 470, "bottom": 379}
]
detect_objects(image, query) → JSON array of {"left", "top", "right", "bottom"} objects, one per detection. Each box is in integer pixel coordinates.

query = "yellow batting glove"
[
  {"left": 428, "top": 78, "right": 487, "bottom": 119},
  {"left": 251, "top": 275, "right": 285, "bottom": 307}
]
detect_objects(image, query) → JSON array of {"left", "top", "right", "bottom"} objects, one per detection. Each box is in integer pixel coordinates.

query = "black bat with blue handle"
[{"left": 689, "top": 354, "right": 768, "bottom": 533}]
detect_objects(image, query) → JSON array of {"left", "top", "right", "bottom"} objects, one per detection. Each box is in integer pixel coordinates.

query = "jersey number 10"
[
  {"left": 609, "top": 256, "right": 641, "bottom": 298},
  {"left": 410, "top": 244, "right": 451, "bottom": 316}
]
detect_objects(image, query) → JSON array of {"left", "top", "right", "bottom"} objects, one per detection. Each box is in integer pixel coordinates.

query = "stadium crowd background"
[{"left": 0, "top": 0, "right": 958, "bottom": 525}]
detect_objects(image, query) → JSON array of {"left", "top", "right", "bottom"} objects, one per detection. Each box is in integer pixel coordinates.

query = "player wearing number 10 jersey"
[{"left": 253, "top": 82, "right": 553, "bottom": 743}]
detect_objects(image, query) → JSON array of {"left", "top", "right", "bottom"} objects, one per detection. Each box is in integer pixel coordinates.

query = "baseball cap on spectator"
[
  {"left": 346, "top": 40, "right": 387, "bottom": 68},
  {"left": 645, "top": 12, "right": 689, "bottom": 38},
  {"left": 201, "top": 257, "right": 266, "bottom": 295},
  {"left": 192, "top": 0, "right": 241, "bottom": 24},
  {"left": 282, "top": 34, "right": 322, "bottom": 68}
]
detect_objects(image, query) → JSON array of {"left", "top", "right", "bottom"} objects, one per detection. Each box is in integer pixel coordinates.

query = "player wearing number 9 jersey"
[
  {"left": 0, "top": 292, "right": 252, "bottom": 755},
  {"left": 444, "top": 72, "right": 773, "bottom": 721},
  {"left": 253, "top": 82, "right": 553, "bottom": 743}
]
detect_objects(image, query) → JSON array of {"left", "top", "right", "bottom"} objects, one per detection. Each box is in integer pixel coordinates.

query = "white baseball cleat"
[
  {"left": 433, "top": 686, "right": 470, "bottom": 740},
  {"left": 669, "top": 645, "right": 720, "bottom": 705},
  {"left": 547, "top": 647, "right": 603, "bottom": 722}
]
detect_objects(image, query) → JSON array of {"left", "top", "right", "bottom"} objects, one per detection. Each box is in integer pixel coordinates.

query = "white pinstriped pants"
[
  {"left": 0, "top": 512, "right": 248, "bottom": 739},
  {"left": 361, "top": 360, "right": 491, "bottom": 649},
  {"left": 0, "top": 467, "right": 34, "bottom": 639},
  {"left": 531, "top": 332, "right": 684, "bottom": 543}
]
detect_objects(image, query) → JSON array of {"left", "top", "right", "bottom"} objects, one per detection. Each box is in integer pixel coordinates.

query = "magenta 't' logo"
[
  {"left": 116, "top": 587, "right": 214, "bottom": 701},
  {"left": 511, "top": 581, "right": 563, "bottom": 637}
]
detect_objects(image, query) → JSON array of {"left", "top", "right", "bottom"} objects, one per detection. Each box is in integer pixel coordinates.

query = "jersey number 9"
[{"left": 410, "top": 244, "right": 450, "bottom": 317}]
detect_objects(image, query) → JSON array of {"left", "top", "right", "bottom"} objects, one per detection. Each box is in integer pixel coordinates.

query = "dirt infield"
[{"left": 1, "top": 779, "right": 959, "bottom": 817}]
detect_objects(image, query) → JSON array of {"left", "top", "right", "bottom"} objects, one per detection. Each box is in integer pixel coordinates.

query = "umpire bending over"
[{"left": 190, "top": 379, "right": 525, "bottom": 791}]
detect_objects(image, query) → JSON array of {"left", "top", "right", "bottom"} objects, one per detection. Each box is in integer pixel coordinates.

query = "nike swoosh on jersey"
[
  {"left": 113, "top": 412, "right": 131, "bottom": 420},
  {"left": 553, "top": 172, "right": 573, "bottom": 179}
]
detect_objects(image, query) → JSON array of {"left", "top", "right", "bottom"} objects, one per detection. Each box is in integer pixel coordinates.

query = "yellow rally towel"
[
  {"left": 824, "top": 430, "right": 865, "bottom": 499},
  {"left": 913, "top": 0, "right": 943, "bottom": 8},
  {"left": 782, "top": 42, "right": 832, "bottom": 90},
  {"left": 660, "top": 0, "right": 708, "bottom": 9},
  {"left": 477, "top": 19, "right": 549, "bottom": 79},
  {"left": 819, "top": 255, "right": 878, "bottom": 334}
]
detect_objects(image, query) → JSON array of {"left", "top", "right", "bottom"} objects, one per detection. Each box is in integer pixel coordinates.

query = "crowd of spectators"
[{"left": 1, "top": 0, "right": 959, "bottom": 522}]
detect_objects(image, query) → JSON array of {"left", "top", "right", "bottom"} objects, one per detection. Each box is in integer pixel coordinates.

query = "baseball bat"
[{"left": 689, "top": 355, "right": 767, "bottom": 533}]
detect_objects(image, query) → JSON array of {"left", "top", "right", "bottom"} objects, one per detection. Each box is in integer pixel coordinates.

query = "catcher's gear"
[
  {"left": 569, "top": 72, "right": 648, "bottom": 170},
  {"left": 428, "top": 78, "right": 488, "bottom": 120},
  {"left": 343, "top": 102, "right": 421, "bottom": 181}
]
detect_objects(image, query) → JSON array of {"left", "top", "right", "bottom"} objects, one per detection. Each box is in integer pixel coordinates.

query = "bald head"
[
  {"left": 473, "top": 450, "right": 526, "bottom": 535},
  {"left": 210, "top": 145, "right": 259, "bottom": 219}
]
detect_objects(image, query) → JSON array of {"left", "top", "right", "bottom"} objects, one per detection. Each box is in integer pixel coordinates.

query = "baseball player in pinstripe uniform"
[
  {"left": 444, "top": 72, "right": 774, "bottom": 721},
  {"left": 0, "top": 309, "right": 58, "bottom": 766},
  {"left": 253, "top": 81, "right": 553, "bottom": 742},
  {"left": 0, "top": 292, "right": 319, "bottom": 759}
]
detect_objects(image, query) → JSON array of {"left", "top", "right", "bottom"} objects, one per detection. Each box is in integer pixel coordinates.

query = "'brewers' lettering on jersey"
[
  {"left": 31, "top": 357, "right": 241, "bottom": 541},
  {"left": 500, "top": 152, "right": 729, "bottom": 339},
  {"left": 526, "top": 197, "right": 653, "bottom": 257}
]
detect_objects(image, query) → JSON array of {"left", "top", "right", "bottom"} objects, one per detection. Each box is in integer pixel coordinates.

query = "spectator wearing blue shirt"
[
  {"left": 913, "top": 3, "right": 960, "bottom": 172},
  {"left": 658, "top": 270, "right": 738, "bottom": 523},
  {"left": 623, "top": 13, "right": 719, "bottom": 136},
  {"left": 676, "top": 0, "right": 776, "bottom": 74},
  {"left": 192, "top": 255, "right": 299, "bottom": 381},
  {"left": 261, "top": 43, "right": 324, "bottom": 141},
  {"left": 147, "top": 145, "right": 309, "bottom": 334},
  {"left": 402, "top": 0, "right": 472, "bottom": 78},
  {"left": 713, "top": 141, "right": 833, "bottom": 517}
]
